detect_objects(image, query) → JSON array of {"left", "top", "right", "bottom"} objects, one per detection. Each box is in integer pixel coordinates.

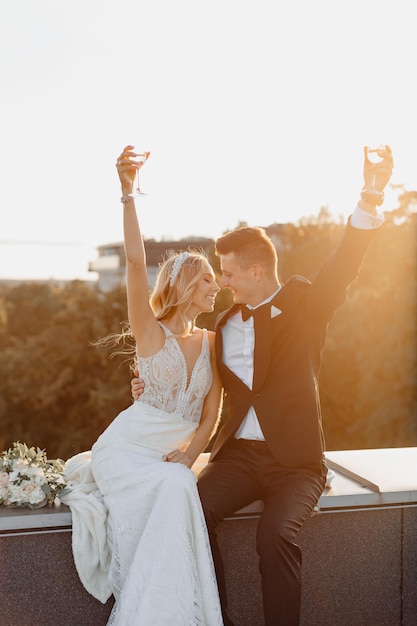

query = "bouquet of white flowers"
[{"left": 0, "top": 442, "right": 69, "bottom": 509}]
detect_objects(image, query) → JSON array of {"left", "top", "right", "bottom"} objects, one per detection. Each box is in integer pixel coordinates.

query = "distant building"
[{"left": 88, "top": 238, "right": 215, "bottom": 292}]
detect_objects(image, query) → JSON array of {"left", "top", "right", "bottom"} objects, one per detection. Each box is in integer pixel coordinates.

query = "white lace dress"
[{"left": 90, "top": 323, "right": 223, "bottom": 626}]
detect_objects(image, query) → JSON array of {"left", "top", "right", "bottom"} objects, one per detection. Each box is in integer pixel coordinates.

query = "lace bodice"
[{"left": 136, "top": 324, "right": 213, "bottom": 423}]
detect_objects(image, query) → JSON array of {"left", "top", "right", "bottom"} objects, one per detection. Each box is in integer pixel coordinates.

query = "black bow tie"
[
  {"left": 240, "top": 302, "right": 272, "bottom": 322},
  {"left": 241, "top": 305, "right": 254, "bottom": 322}
]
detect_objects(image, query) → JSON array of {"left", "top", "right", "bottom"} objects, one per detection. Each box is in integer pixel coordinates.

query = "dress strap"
[{"left": 158, "top": 321, "right": 172, "bottom": 336}]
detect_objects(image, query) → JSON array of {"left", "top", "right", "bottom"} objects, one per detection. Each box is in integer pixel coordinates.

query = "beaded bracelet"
[{"left": 120, "top": 195, "right": 135, "bottom": 204}]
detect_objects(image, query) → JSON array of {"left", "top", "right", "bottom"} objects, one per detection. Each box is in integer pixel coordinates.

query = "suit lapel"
[
  {"left": 252, "top": 289, "right": 288, "bottom": 390},
  {"left": 214, "top": 303, "right": 241, "bottom": 364},
  {"left": 251, "top": 281, "right": 309, "bottom": 390},
  {"left": 252, "top": 302, "right": 272, "bottom": 390}
]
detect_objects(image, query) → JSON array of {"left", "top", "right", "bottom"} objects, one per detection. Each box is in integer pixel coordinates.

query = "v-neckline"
[{"left": 160, "top": 323, "right": 205, "bottom": 393}]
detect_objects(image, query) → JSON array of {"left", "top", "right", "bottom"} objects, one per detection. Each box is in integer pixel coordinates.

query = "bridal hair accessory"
[{"left": 169, "top": 252, "right": 190, "bottom": 287}]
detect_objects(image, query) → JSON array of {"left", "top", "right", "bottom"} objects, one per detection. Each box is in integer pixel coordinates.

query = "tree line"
[{"left": 1, "top": 201, "right": 416, "bottom": 461}]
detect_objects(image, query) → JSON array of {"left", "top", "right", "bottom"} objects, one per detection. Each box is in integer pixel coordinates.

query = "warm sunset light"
[{"left": 1, "top": 7, "right": 416, "bottom": 626}]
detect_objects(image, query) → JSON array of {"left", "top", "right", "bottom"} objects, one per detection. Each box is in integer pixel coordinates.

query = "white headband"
[{"left": 169, "top": 252, "right": 190, "bottom": 287}]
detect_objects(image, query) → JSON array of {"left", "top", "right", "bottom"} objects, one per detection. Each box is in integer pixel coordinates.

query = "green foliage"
[
  {"left": 319, "top": 213, "right": 417, "bottom": 449},
  {"left": 0, "top": 282, "right": 132, "bottom": 459}
]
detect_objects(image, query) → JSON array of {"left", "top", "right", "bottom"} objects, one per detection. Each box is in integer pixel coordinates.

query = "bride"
[{"left": 63, "top": 146, "right": 223, "bottom": 625}]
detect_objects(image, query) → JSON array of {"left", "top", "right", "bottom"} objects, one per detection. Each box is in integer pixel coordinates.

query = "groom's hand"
[
  {"left": 362, "top": 144, "right": 393, "bottom": 193},
  {"left": 131, "top": 369, "right": 145, "bottom": 401},
  {"left": 163, "top": 449, "right": 192, "bottom": 468}
]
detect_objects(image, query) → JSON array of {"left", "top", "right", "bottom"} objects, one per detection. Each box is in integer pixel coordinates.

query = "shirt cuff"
[{"left": 350, "top": 205, "right": 385, "bottom": 230}]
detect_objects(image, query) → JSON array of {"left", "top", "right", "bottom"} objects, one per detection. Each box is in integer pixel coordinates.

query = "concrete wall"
[
  {"left": 1, "top": 505, "right": 416, "bottom": 626},
  {"left": 220, "top": 506, "right": 417, "bottom": 626}
]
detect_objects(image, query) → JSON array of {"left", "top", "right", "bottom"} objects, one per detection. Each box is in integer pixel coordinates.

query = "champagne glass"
[
  {"left": 133, "top": 150, "right": 150, "bottom": 195},
  {"left": 366, "top": 145, "right": 386, "bottom": 190}
]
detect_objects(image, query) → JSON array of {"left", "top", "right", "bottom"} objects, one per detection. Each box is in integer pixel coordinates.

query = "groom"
[{"left": 132, "top": 146, "right": 393, "bottom": 625}]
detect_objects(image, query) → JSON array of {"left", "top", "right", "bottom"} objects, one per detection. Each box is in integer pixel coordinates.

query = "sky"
[{"left": 1, "top": 0, "right": 416, "bottom": 281}]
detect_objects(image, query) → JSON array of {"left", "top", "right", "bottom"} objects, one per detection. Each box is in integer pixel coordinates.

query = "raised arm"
[
  {"left": 358, "top": 144, "right": 394, "bottom": 215},
  {"left": 116, "top": 146, "right": 158, "bottom": 345},
  {"left": 303, "top": 144, "right": 394, "bottom": 323}
]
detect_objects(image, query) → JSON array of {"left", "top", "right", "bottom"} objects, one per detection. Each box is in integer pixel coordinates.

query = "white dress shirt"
[{"left": 221, "top": 205, "right": 384, "bottom": 441}]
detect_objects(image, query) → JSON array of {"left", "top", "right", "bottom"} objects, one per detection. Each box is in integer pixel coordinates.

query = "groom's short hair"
[{"left": 215, "top": 226, "right": 278, "bottom": 274}]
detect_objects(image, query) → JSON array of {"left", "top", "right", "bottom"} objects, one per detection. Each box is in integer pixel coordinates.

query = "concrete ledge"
[{"left": 1, "top": 448, "right": 417, "bottom": 625}]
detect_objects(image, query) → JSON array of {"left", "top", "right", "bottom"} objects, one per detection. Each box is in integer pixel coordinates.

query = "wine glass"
[
  {"left": 133, "top": 150, "right": 150, "bottom": 195},
  {"left": 366, "top": 145, "right": 386, "bottom": 190}
]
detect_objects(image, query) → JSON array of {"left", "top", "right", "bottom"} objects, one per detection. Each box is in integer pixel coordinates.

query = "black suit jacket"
[{"left": 210, "top": 220, "right": 379, "bottom": 468}]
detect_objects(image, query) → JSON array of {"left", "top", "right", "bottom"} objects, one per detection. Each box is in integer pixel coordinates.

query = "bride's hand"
[
  {"left": 116, "top": 145, "right": 140, "bottom": 193},
  {"left": 163, "top": 449, "right": 192, "bottom": 468}
]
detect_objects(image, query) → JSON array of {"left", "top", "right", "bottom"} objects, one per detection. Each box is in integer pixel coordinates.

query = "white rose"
[
  {"left": 27, "top": 466, "right": 46, "bottom": 485},
  {"left": 7, "top": 484, "right": 23, "bottom": 503},
  {"left": 7, "top": 482, "right": 45, "bottom": 505},
  {"left": 27, "top": 485, "right": 46, "bottom": 505}
]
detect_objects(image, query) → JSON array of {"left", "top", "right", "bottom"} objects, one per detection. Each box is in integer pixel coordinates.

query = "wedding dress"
[{"left": 65, "top": 323, "right": 223, "bottom": 626}]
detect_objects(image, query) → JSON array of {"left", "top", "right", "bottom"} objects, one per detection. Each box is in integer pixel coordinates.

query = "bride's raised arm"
[{"left": 116, "top": 146, "right": 156, "bottom": 343}]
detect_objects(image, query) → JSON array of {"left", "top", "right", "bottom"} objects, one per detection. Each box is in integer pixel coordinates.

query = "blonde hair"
[
  {"left": 151, "top": 249, "right": 210, "bottom": 335},
  {"left": 93, "top": 249, "right": 211, "bottom": 366}
]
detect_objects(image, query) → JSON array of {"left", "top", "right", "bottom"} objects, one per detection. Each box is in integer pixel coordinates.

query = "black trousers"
[{"left": 197, "top": 439, "right": 326, "bottom": 626}]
